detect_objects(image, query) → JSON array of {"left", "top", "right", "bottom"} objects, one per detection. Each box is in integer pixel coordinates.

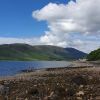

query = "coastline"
[
  {"left": 0, "top": 61, "right": 94, "bottom": 81},
  {"left": 0, "top": 61, "right": 100, "bottom": 99}
]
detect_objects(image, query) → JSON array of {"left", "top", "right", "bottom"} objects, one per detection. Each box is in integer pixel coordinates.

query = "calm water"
[{"left": 0, "top": 61, "right": 71, "bottom": 76}]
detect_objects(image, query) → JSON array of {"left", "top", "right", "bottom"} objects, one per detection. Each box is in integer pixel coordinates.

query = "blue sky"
[
  {"left": 0, "top": 0, "right": 99, "bottom": 52},
  {"left": 0, "top": 0, "right": 72, "bottom": 38}
]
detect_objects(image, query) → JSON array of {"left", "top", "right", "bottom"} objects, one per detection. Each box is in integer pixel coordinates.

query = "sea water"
[{"left": 0, "top": 61, "right": 71, "bottom": 76}]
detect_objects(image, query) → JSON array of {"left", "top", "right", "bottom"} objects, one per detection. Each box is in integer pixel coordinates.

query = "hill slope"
[
  {"left": 87, "top": 48, "right": 100, "bottom": 61},
  {"left": 0, "top": 44, "right": 87, "bottom": 61}
]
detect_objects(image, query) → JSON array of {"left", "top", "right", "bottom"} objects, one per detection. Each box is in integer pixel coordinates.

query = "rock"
[
  {"left": 0, "top": 85, "right": 4, "bottom": 94},
  {"left": 76, "top": 91, "right": 84, "bottom": 96}
]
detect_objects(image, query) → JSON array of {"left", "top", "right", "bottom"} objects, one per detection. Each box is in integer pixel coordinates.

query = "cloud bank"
[
  {"left": 0, "top": 0, "right": 100, "bottom": 53},
  {"left": 32, "top": 0, "right": 100, "bottom": 52}
]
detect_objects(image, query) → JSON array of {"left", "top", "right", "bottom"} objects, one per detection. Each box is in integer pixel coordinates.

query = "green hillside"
[
  {"left": 0, "top": 44, "right": 87, "bottom": 61},
  {"left": 87, "top": 48, "right": 100, "bottom": 61}
]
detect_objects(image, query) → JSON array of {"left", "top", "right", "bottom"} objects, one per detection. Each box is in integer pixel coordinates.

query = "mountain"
[
  {"left": 0, "top": 44, "right": 87, "bottom": 61},
  {"left": 87, "top": 48, "right": 100, "bottom": 61},
  {"left": 64, "top": 48, "right": 87, "bottom": 60}
]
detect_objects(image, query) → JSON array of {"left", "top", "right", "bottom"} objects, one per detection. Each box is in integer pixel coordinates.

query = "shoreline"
[
  {"left": 0, "top": 61, "right": 96, "bottom": 81},
  {"left": 0, "top": 61, "right": 100, "bottom": 99}
]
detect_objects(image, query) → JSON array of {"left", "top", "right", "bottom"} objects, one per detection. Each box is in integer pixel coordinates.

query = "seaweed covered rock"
[
  {"left": 71, "top": 75, "right": 88, "bottom": 85},
  {"left": 28, "top": 88, "right": 39, "bottom": 96}
]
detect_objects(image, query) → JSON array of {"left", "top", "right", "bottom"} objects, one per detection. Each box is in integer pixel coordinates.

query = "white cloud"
[
  {"left": 32, "top": 0, "right": 100, "bottom": 52},
  {"left": 0, "top": 37, "right": 40, "bottom": 45},
  {"left": 33, "top": 0, "right": 100, "bottom": 34}
]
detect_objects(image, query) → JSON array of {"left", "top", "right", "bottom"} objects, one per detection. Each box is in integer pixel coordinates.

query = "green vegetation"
[
  {"left": 0, "top": 43, "right": 87, "bottom": 61},
  {"left": 87, "top": 48, "right": 100, "bottom": 61}
]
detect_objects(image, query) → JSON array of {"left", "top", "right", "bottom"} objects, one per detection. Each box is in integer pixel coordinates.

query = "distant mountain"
[
  {"left": 87, "top": 48, "right": 100, "bottom": 61},
  {"left": 0, "top": 44, "right": 87, "bottom": 61},
  {"left": 64, "top": 48, "right": 87, "bottom": 60}
]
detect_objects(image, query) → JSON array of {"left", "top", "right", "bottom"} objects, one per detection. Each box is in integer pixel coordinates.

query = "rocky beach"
[{"left": 0, "top": 61, "right": 100, "bottom": 100}]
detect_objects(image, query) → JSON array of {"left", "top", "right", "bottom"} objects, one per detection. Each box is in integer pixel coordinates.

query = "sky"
[{"left": 0, "top": 0, "right": 100, "bottom": 53}]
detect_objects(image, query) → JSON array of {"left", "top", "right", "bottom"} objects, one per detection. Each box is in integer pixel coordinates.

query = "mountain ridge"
[{"left": 0, "top": 43, "right": 87, "bottom": 61}]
